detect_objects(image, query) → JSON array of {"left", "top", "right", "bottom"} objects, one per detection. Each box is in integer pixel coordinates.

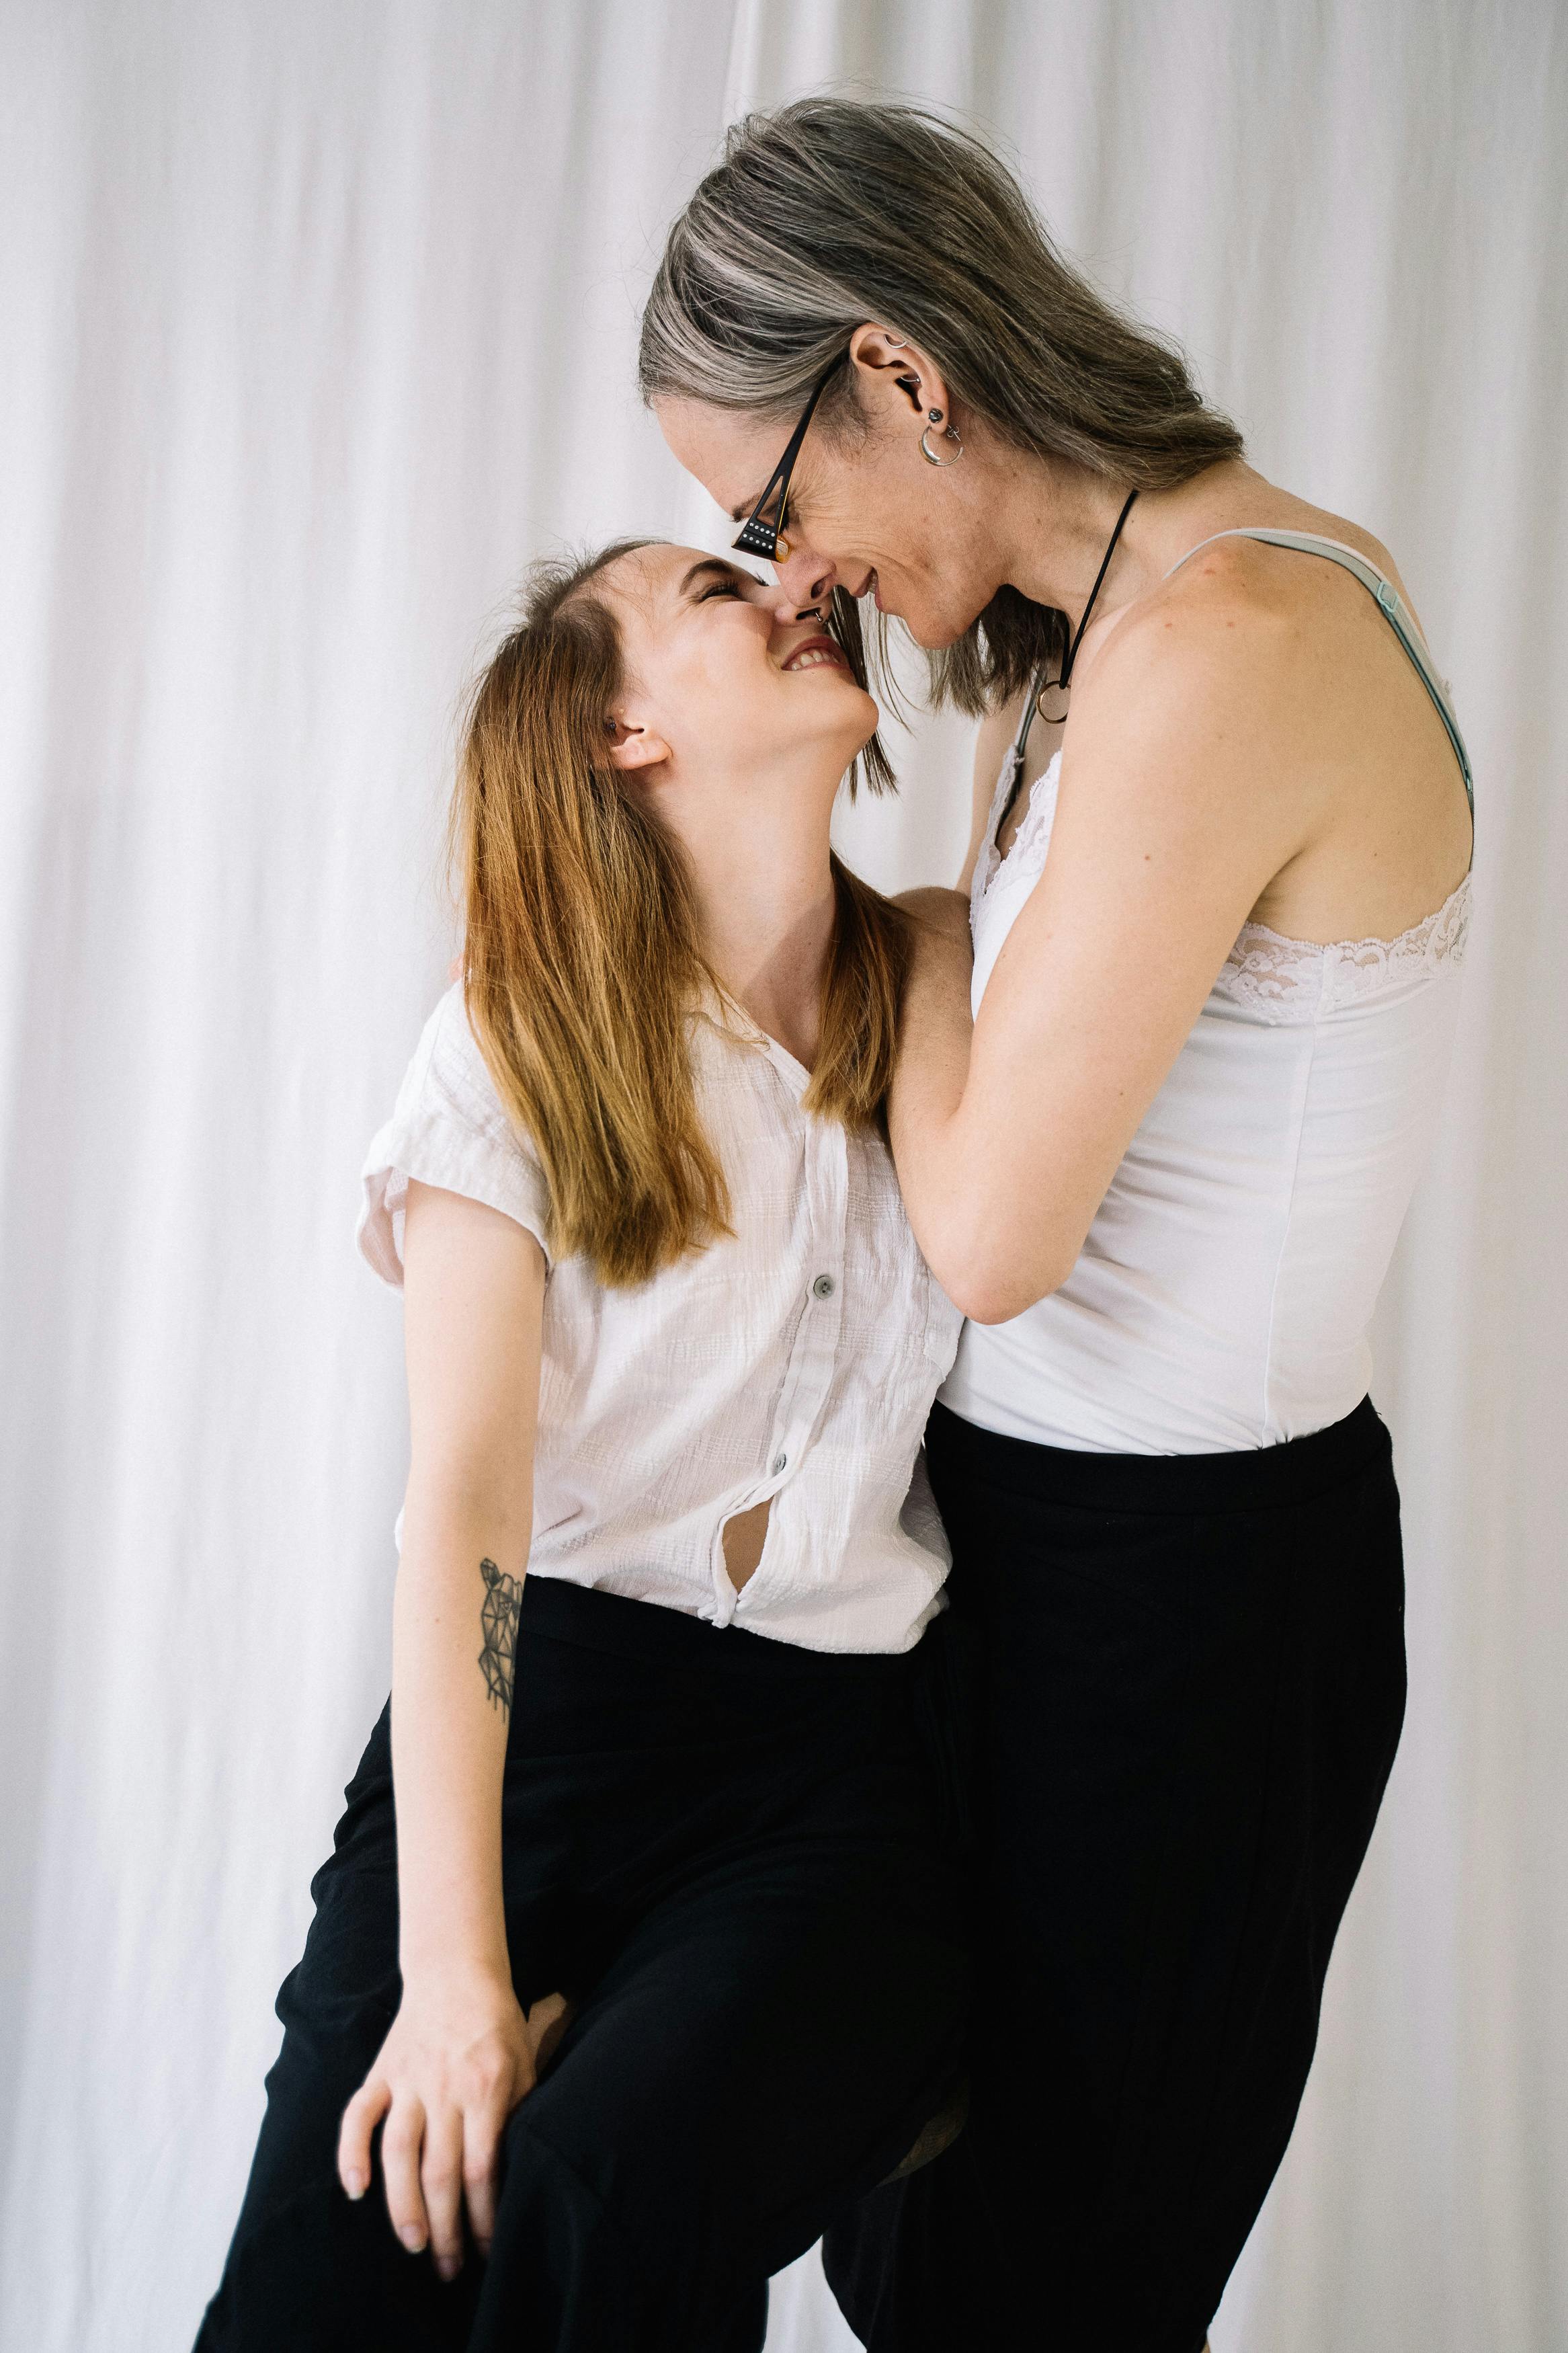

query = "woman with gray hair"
[{"left": 643, "top": 98, "right": 1473, "bottom": 2352}]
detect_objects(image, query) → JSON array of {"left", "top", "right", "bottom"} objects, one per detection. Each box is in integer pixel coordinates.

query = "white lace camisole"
[{"left": 940, "top": 530, "right": 1474, "bottom": 1454}]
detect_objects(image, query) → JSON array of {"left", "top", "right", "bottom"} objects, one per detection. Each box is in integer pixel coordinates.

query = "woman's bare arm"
[
  {"left": 338, "top": 1178, "right": 554, "bottom": 2280},
  {"left": 890, "top": 598, "right": 1313, "bottom": 1324},
  {"left": 392, "top": 1180, "right": 543, "bottom": 1982}
]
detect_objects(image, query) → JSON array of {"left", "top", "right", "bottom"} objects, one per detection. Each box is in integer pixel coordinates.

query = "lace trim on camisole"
[
  {"left": 974, "top": 748, "right": 1471, "bottom": 1023},
  {"left": 977, "top": 756, "right": 1059, "bottom": 898},
  {"left": 1217, "top": 875, "right": 1471, "bottom": 1019}
]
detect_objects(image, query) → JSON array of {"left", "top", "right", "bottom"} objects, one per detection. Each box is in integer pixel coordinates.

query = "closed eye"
[{"left": 677, "top": 556, "right": 758, "bottom": 604}]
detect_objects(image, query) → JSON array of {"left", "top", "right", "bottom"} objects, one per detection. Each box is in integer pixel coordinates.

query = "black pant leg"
[
  {"left": 201, "top": 1597, "right": 968, "bottom": 2353},
  {"left": 467, "top": 1843, "right": 966, "bottom": 2353},
  {"left": 196, "top": 1709, "right": 485, "bottom": 2352},
  {"left": 826, "top": 1408, "right": 1407, "bottom": 2353}
]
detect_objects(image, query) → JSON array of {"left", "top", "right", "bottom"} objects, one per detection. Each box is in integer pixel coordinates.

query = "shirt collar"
[{"left": 690, "top": 986, "right": 812, "bottom": 1104}]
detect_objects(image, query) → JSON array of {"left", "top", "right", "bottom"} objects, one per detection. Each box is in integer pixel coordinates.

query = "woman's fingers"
[
  {"left": 421, "top": 2107, "right": 468, "bottom": 2281},
  {"left": 462, "top": 2100, "right": 505, "bottom": 2257},
  {"left": 339, "top": 2074, "right": 503, "bottom": 2278},
  {"left": 380, "top": 2092, "right": 431, "bottom": 2254},
  {"left": 338, "top": 2001, "right": 538, "bottom": 2273},
  {"left": 461, "top": 2030, "right": 536, "bottom": 2257},
  {"left": 337, "top": 2072, "right": 390, "bottom": 2202}
]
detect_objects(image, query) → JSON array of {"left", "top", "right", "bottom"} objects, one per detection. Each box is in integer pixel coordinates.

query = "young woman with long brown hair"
[
  {"left": 194, "top": 539, "right": 969, "bottom": 2352},
  {"left": 644, "top": 97, "right": 1475, "bottom": 2353}
]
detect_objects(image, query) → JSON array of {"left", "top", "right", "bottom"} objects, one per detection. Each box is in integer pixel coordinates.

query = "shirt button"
[
  {"left": 812, "top": 1273, "right": 836, "bottom": 1299},
  {"left": 772, "top": 1453, "right": 788, "bottom": 1476}
]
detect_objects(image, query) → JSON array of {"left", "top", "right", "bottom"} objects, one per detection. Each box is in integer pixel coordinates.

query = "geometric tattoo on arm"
[{"left": 477, "top": 1558, "right": 523, "bottom": 1721}]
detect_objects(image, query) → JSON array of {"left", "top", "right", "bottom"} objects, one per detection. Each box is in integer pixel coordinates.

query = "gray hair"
[{"left": 640, "top": 98, "right": 1245, "bottom": 713}]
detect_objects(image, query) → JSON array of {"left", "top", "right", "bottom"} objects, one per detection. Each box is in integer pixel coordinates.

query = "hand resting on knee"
[{"left": 337, "top": 1977, "right": 573, "bottom": 2278}]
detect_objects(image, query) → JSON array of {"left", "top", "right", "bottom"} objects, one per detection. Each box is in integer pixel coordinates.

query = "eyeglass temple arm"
[{"left": 732, "top": 358, "right": 843, "bottom": 557}]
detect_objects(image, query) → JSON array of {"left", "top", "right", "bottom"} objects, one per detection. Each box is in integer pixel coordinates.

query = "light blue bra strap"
[{"left": 1163, "top": 528, "right": 1474, "bottom": 811}]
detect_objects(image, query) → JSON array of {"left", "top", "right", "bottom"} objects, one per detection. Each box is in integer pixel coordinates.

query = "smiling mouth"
[{"left": 780, "top": 636, "right": 848, "bottom": 674}]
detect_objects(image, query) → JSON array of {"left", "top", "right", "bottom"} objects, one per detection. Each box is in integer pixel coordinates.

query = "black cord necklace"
[
  {"left": 1035, "top": 485, "right": 1141, "bottom": 725},
  {"left": 997, "top": 487, "right": 1140, "bottom": 840}
]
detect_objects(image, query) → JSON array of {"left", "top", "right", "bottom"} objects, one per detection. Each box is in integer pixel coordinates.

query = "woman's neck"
[
  {"left": 682, "top": 815, "right": 837, "bottom": 1072},
  {"left": 994, "top": 452, "right": 1278, "bottom": 630}
]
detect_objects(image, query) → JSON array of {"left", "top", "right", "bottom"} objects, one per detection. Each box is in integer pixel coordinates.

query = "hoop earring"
[{"left": 920, "top": 423, "right": 963, "bottom": 466}]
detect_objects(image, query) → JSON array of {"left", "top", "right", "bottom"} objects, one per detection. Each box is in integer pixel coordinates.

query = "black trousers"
[
  {"left": 197, "top": 1576, "right": 968, "bottom": 2353},
  {"left": 825, "top": 1396, "right": 1407, "bottom": 2353}
]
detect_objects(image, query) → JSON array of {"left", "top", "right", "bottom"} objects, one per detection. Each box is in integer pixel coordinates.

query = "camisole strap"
[{"left": 1163, "top": 528, "right": 1473, "bottom": 811}]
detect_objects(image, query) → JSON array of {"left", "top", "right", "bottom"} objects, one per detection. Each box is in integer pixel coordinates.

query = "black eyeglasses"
[{"left": 731, "top": 354, "right": 845, "bottom": 563}]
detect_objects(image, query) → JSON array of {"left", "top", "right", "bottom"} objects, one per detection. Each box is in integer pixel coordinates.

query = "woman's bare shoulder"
[
  {"left": 1100, "top": 496, "right": 1411, "bottom": 687},
  {"left": 895, "top": 884, "right": 973, "bottom": 945},
  {"left": 1173, "top": 489, "right": 1419, "bottom": 628},
  {"left": 1284, "top": 500, "right": 1426, "bottom": 630},
  {"left": 1064, "top": 495, "right": 1467, "bottom": 941}
]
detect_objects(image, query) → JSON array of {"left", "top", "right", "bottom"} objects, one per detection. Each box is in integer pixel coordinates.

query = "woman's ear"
[
  {"left": 847, "top": 324, "right": 954, "bottom": 436},
  {"left": 604, "top": 715, "right": 671, "bottom": 774}
]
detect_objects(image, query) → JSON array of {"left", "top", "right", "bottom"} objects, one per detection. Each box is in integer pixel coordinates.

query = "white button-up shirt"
[{"left": 359, "top": 986, "right": 962, "bottom": 1654}]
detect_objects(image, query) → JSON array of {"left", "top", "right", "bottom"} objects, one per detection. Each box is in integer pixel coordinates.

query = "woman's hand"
[{"left": 337, "top": 1967, "right": 571, "bottom": 2280}]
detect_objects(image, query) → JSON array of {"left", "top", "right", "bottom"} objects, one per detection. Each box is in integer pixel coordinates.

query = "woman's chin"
[
  {"left": 898, "top": 599, "right": 973, "bottom": 652},
  {"left": 815, "top": 674, "right": 879, "bottom": 725},
  {"left": 873, "top": 584, "right": 956, "bottom": 649},
  {"left": 848, "top": 683, "right": 882, "bottom": 734}
]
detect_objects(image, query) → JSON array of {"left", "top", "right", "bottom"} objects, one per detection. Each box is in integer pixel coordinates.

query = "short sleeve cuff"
[{"left": 356, "top": 986, "right": 554, "bottom": 1286}]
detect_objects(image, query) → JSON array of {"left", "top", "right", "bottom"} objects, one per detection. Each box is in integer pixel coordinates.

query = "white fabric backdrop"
[{"left": 2, "top": 3, "right": 1563, "bottom": 2347}]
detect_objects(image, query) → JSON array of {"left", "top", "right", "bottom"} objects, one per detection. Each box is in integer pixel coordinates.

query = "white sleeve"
[{"left": 356, "top": 985, "right": 552, "bottom": 1286}]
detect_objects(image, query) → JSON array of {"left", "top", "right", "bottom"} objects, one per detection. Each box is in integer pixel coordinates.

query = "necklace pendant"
[{"left": 1036, "top": 680, "right": 1071, "bottom": 726}]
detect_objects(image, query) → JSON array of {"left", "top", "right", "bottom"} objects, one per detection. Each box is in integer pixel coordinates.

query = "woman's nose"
[{"left": 772, "top": 546, "right": 836, "bottom": 612}]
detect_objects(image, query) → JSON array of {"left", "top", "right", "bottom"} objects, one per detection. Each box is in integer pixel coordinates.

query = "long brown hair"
[
  {"left": 450, "top": 543, "right": 911, "bottom": 1288},
  {"left": 640, "top": 97, "right": 1245, "bottom": 713}
]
